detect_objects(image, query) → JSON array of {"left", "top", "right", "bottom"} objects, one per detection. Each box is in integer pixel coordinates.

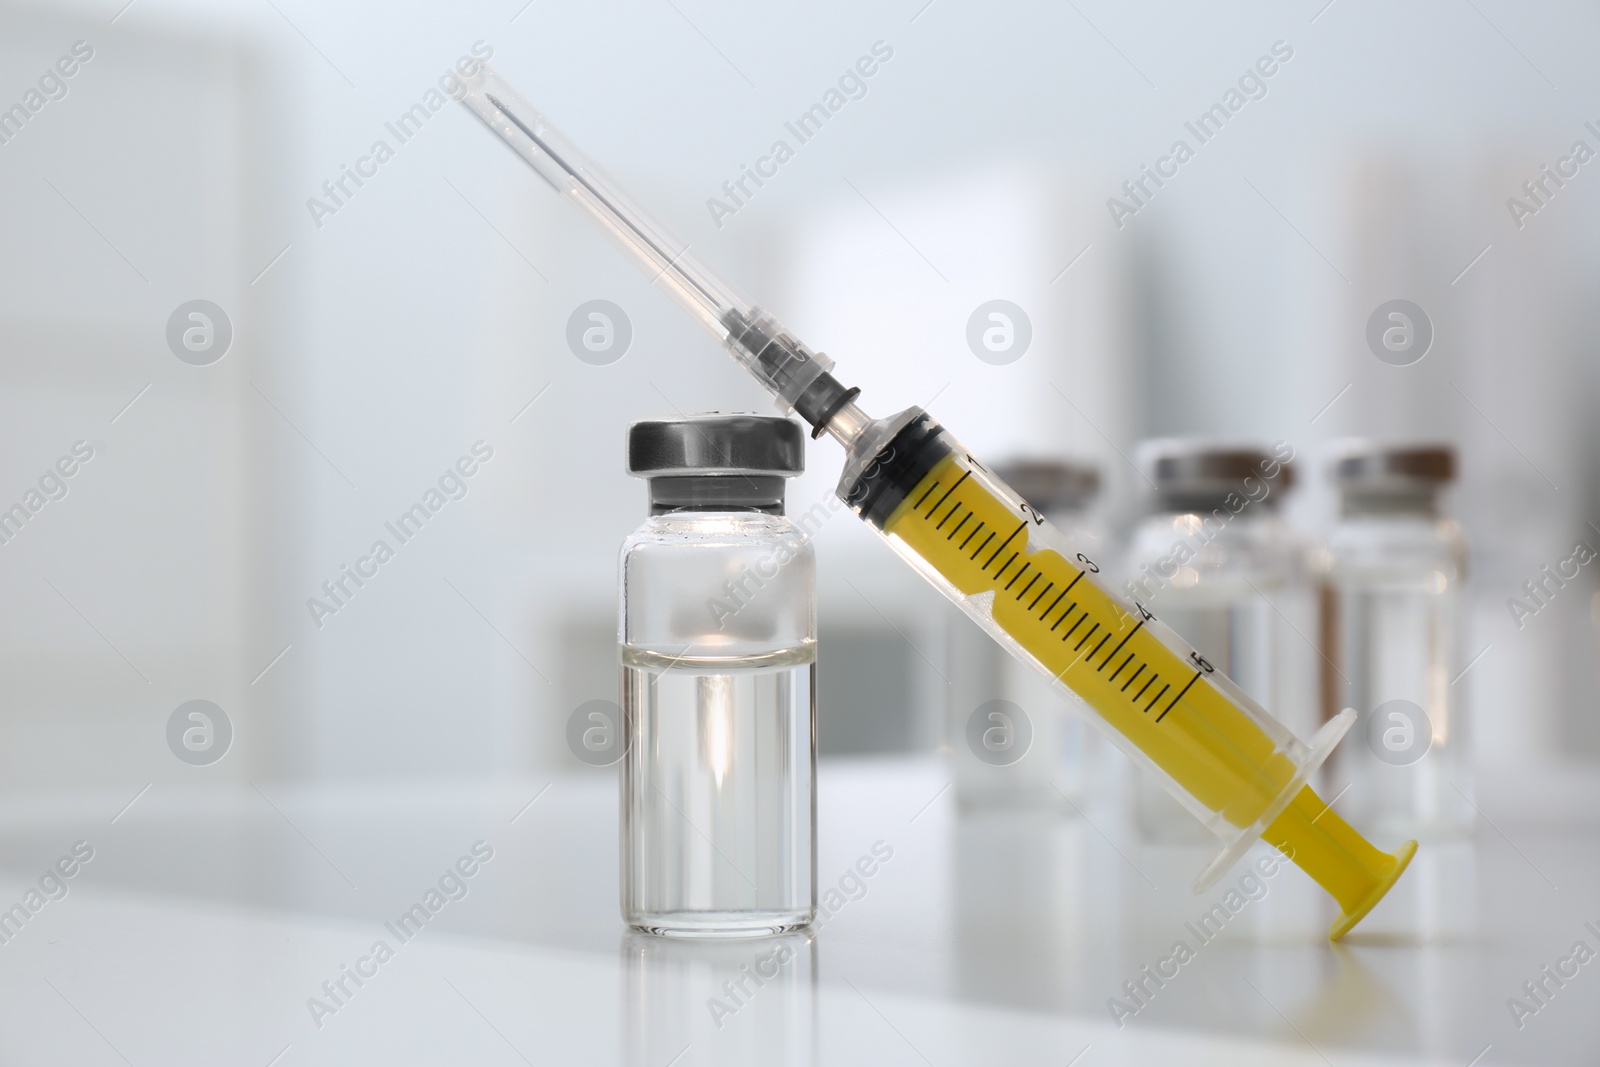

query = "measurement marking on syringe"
[
  {"left": 1156, "top": 671, "right": 1203, "bottom": 723},
  {"left": 900, "top": 484, "right": 1213, "bottom": 729},
  {"left": 924, "top": 471, "right": 970, "bottom": 518},
  {"left": 983, "top": 522, "right": 1028, "bottom": 570},
  {"left": 1098, "top": 621, "right": 1145, "bottom": 672},
  {"left": 1074, "top": 623, "right": 1100, "bottom": 651}
]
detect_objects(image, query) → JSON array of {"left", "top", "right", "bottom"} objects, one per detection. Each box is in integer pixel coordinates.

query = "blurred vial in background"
[
  {"left": 946, "top": 459, "right": 1104, "bottom": 811},
  {"left": 1321, "top": 443, "right": 1472, "bottom": 841},
  {"left": 1121, "top": 440, "right": 1313, "bottom": 843},
  {"left": 620, "top": 415, "right": 816, "bottom": 936}
]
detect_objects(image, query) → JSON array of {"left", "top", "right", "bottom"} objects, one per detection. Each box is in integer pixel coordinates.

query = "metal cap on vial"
[
  {"left": 1136, "top": 439, "right": 1294, "bottom": 514},
  {"left": 1328, "top": 441, "right": 1455, "bottom": 515},
  {"left": 993, "top": 459, "right": 1100, "bottom": 516},
  {"left": 628, "top": 413, "right": 804, "bottom": 515}
]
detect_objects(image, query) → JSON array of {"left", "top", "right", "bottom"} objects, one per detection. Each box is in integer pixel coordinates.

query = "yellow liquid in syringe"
[{"left": 884, "top": 452, "right": 1414, "bottom": 939}]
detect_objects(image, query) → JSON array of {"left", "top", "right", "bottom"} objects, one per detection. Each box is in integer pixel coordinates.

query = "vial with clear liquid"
[
  {"left": 1120, "top": 440, "right": 1315, "bottom": 842},
  {"left": 620, "top": 415, "right": 816, "bottom": 936},
  {"left": 947, "top": 458, "right": 1105, "bottom": 810},
  {"left": 1322, "top": 442, "right": 1472, "bottom": 840}
]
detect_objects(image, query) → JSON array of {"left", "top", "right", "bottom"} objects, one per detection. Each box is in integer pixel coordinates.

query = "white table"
[{"left": 0, "top": 758, "right": 1593, "bottom": 1065}]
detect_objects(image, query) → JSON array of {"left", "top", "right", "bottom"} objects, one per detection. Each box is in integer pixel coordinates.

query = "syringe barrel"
[
  {"left": 840, "top": 409, "right": 1368, "bottom": 892},
  {"left": 458, "top": 67, "right": 837, "bottom": 417}
]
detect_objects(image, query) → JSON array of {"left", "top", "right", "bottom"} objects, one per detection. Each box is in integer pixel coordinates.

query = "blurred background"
[
  {"left": 4, "top": 1, "right": 1600, "bottom": 1061},
  {"left": 2, "top": 0, "right": 1594, "bottom": 787}
]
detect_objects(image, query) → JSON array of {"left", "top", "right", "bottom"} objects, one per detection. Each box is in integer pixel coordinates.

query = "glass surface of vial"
[
  {"left": 947, "top": 459, "right": 1107, "bottom": 810},
  {"left": 1120, "top": 441, "right": 1314, "bottom": 842},
  {"left": 1324, "top": 443, "right": 1470, "bottom": 839},
  {"left": 620, "top": 416, "right": 816, "bottom": 937}
]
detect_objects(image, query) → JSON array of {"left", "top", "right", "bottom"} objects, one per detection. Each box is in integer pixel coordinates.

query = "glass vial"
[
  {"left": 1323, "top": 442, "right": 1471, "bottom": 840},
  {"left": 620, "top": 414, "right": 816, "bottom": 936},
  {"left": 947, "top": 459, "right": 1104, "bottom": 810},
  {"left": 1120, "top": 440, "right": 1311, "bottom": 842}
]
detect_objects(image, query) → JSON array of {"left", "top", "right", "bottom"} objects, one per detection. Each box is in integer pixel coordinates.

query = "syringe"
[{"left": 461, "top": 67, "right": 1415, "bottom": 939}]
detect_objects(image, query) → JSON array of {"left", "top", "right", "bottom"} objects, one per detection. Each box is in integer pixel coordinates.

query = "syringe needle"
[
  {"left": 460, "top": 65, "right": 867, "bottom": 443},
  {"left": 459, "top": 67, "right": 749, "bottom": 347},
  {"left": 480, "top": 89, "right": 723, "bottom": 313}
]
